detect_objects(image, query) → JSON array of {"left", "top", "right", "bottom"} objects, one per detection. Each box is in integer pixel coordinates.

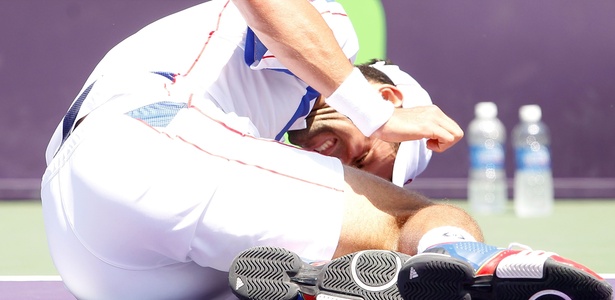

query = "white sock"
[{"left": 417, "top": 226, "right": 477, "bottom": 253}]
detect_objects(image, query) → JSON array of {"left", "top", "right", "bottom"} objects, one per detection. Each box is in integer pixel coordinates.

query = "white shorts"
[{"left": 41, "top": 76, "right": 346, "bottom": 299}]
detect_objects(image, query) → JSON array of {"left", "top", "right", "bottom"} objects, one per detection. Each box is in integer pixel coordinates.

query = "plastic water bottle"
[
  {"left": 513, "top": 104, "right": 554, "bottom": 217},
  {"left": 467, "top": 102, "right": 507, "bottom": 214}
]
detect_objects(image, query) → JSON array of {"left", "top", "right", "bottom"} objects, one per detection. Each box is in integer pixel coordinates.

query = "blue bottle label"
[
  {"left": 470, "top": 144, "right": 505, "bottom": 170},
  {"left": 515, "top": 146, "right": 551, "bottom": 171}
]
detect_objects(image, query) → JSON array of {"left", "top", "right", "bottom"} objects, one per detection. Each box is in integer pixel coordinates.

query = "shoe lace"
[{"left": 506, "top": 242, "right": 533, "bottom": 250}]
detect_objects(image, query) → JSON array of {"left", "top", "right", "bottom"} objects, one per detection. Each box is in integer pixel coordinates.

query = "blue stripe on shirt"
[
  {"left": 126, "top": 101, "right": 188, "bottom": 128},
  {"left": 275, "top": 87, "right": 319, "bottom": 141},
  {"left": 243, "top": 27, "right": 320, "bottom": 141}
]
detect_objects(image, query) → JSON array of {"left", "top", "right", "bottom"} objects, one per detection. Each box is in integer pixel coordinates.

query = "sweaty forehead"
[
  {"left": 313, "top": 95, "right": 328, "bottom": 109},
  {"left": 308, "top": 95, "right": 334, "bottom": 116}
]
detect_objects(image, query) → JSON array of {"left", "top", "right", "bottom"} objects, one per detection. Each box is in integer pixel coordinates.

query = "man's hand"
[{"left": 372, "top": 105, "right": 464, "bottom": 152}]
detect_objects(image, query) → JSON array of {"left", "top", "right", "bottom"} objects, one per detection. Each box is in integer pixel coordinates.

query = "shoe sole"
[
  {"left": 398, "top": 253, "right": 474, "bottom": 300},
  {"left": 491, "top": 257, "right": 613, "bottom": 300},
  {"left": 398, "top": 253, "right": 614, "bottom": 300},
  {"left": 229, "top": 246, "right": 411, "bottom": 300}
]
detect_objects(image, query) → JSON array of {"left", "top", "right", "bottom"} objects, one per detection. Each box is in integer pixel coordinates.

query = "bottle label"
[
  {"left": 516, "top": 146, "right": 551, "bottom": 171},
  {"left": 470, "top": 144, "right": 505, "bottom": 170}
]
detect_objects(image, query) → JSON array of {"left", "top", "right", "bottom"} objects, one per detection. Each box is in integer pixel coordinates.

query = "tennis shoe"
[
  {"left": 229, "top": 246, "right": 411, "bottom": 300},
  {"left": 397, "top": 241, "right": 613, "bottom": 300}
]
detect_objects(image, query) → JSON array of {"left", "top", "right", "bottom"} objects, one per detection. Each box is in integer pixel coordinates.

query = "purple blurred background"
[{"left": 1, "top": 0, "right": 613, "bottom": 199}]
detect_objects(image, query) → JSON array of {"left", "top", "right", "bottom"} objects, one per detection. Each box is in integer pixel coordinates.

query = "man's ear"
[{"left": 379, "top": 85, "right": 404, "bottom": 108}]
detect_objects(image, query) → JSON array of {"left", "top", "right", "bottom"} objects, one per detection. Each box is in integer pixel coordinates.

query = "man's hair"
[{"left": 356, "top": 59, "right": 395, "bottom": 85}]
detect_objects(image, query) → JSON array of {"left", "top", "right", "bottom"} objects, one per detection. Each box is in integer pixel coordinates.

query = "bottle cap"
[
  {"left": 519, "top": 105, "right": 542, "bottom": 122},
  {"left": 475, "top": 102, "right": 497, "bottom": 118}
]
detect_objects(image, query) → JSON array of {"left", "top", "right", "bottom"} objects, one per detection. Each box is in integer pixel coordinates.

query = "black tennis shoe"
[{"left": 398, "top": 241, "right": 613, "bottom": 300}]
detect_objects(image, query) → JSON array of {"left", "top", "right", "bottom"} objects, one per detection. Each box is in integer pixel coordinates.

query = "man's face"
[{"left": 288, "top": 83, "right": 402, "bottom": 181}]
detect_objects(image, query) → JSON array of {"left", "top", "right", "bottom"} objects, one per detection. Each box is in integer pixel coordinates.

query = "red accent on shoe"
[
  {"left": 475, "top": 249, "right": 520, "bottom": 276},
  {"left": 301, "top": 294, "right": 317, "bottom": 300},
  {"left": 551, "top": 255, "right": 604, "bottom": 280}
]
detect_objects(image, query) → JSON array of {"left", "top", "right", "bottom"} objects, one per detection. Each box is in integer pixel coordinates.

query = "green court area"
[
  {"left": 0, "top": 200, "right": 56, "bottom": 275},
  {"left": 449, "top": 199, "right": 615, "bottom": 274},
  {"left": 1, "top": 199, "right": 614, "bottom": 275}
]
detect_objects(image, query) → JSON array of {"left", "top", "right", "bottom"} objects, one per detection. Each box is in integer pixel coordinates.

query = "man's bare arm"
[{"left": 232, "top": 0, "right": 354, "bottom": 97}]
